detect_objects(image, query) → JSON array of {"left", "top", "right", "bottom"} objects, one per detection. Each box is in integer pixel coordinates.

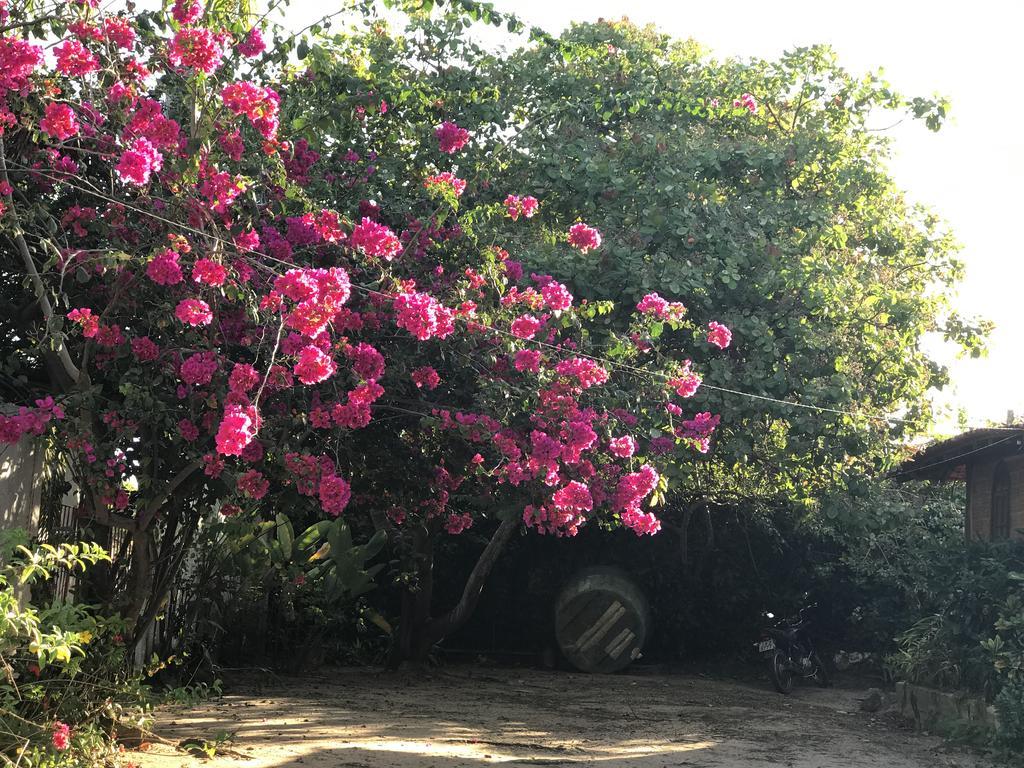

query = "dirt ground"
[{"left": 133, "top": 665, "right": 990, "bottom": 768}]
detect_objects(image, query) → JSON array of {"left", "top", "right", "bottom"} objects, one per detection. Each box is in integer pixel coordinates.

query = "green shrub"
[{"left": 0, "top": 529, "right": 150, "bottom": 766}]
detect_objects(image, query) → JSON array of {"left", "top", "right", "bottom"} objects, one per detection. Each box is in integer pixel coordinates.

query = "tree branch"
[
  {"left": 136, "top": 460, "right": 202, "bottom": 533},
  {"left": 426, "top": 515, "right": 517, "bottom": 645},
  {"left": 0, "top": 138, "right": 81, "bottom": 384}
]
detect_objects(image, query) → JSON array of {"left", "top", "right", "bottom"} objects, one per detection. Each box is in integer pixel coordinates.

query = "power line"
[
  {"left": 9, "top": 162, "right": 1019, "bottom": 435},
  {"left": 892, "top": 433, "right": 1022, "bottom": 478}
]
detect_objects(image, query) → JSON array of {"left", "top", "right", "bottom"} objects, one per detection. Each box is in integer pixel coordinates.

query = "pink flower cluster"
[
  {"left": 320, "top": 473, "right": 352, "bottom": 517},
  {"left": 0, "top": 397, "right": 64, "bottom": 445},
  {"left": 676, "top": 412, "right": 720, "bottom": 453},
  {"left": 504, "top": 194, "right": 539, "bottom": 220},
  {"left": 552, "top": 480, "right": 593, "bottom": 513},
  {"left": 636, "top": 292, "right": 686, "bottom": 321},
  {"left": 608, "top": 435, "right": 636, "bottom": 458},
  {"left": 541, "top": 280, "right": 573, "bottom": 311},
  {"left": 192, "top": 258, "right": 227, "bottom": 286},
  {"left": 276, "top": 267, "right": 351, "bottom": 338},
  {"left": 554, "top": 357, "right": 609, "bottom": 389},
  {"left": 236, "top": 27, "right": 266, "bottom": 57},
  {"left": 294, "top": 345, "right": 336, "bottom": 385},
  {"left": 171, "top": 0, "right": 203, "bottom": 24},
  {"left": 221, "top": 82, "right": 280, "bottom": 140},
  {"left": 67, "top": 307, "right": 99, "bottom": 337},
  {"left": 347, "top": 342, "right": 385, "bottom": 381},
  {"left": 0, "top": 37, "right": 43, "bottom": 98},
  {"left": 514, "top": 349, "right": 542, "bottom": 373},
  {"left": 147, "top": 248, "right": 183, "bottom": 285},
  {"left": 667, "top": 360, "right": 701, "bottom": 398},
  {"left": 54, "top": 39, "right": 98, "bottom": 76},
  {"left": 52, "top": 722, "right": 71, "bottom": 752},
  {"left": 168, "top": 27, "right": 223, "bottom": 74},
  {"left": 237, "top": 468, "right": 269, "bottom": 499},
  {"left": 707, "top": 321, "right": 732, "bottom": 349},
  {"left": 393, "top": 291, "right": 455, "bottom": 341},
  {"left": 350, "top": 217, "right": 401, "bottom": 260},
  {"left": 215, "top": 404, "right": 260, "bottom": 456},
  {"left": 510, "top": 314, "right": 543, "bottom": 339},
  {"left": 411, "top": 366, "right": 440, "bottom": 390},
  {"left": 116, "top": 137, "right": 163, "bottom": 186},
  {"left": 179, "top": 350, "right": 218, "bottom": 385},
  {"left": 435, "top": 121, "right": 470, "bottom": 154},
  {"left": 424, "top": 172, "right": 466, "bottom": 198},
  {"left": 175, "top": 298, "right": 213, "bottom": 326},
  {"left": 39, "top": 103, "right": 79, "bottom": 141},
  {"left": 734, "top": 92, "right": 757, "bottom": 113},
  {"left": 567, "top": 222, "right": 602, "bottom": 253}
]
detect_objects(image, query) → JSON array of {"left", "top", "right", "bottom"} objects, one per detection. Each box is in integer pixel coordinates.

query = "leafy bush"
[
  {"left": 982, "top": 578, "right": 1024, "bottom": 757},
  {"left": 0, "top": 530, "right": 150, "bottom": 766}
]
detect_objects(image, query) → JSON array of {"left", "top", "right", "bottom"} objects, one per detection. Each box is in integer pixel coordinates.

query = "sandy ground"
[{"left": 132, "top": 665, "right": 990, "bottom": 768}]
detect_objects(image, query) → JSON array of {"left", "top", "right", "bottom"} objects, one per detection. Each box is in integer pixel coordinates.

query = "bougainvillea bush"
[{"left": 0, "top": 0, "right": 734, "bottom": 682}]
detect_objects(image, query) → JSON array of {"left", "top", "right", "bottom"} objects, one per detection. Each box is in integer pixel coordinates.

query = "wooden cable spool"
[{"left": 554, "top": 566, "right": 649, "bottom": 673}]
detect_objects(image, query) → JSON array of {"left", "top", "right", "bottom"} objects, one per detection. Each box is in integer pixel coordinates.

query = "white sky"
[{"left": 285, "top": 0, "right": 1024, "bottom": 430}]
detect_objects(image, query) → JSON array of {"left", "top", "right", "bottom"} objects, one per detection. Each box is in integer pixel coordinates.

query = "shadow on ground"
[{"left": 133, "top": 666, "right": 988, "bottom": 768}]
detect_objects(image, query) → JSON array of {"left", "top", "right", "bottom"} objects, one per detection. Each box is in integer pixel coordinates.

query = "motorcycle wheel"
[
  {"left": 811, "top": 652, "right": 831, "bottom": 687},
  {"left": 769, "top": 650, "right": 794, "bottom": 694}
]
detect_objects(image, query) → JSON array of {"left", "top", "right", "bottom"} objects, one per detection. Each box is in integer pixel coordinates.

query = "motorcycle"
[{"left": 754, "top": 603, "right": 830, "bottom": 693}]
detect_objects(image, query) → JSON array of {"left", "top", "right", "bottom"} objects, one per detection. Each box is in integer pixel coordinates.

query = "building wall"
[
  {"left": 1008, "top": 455, "right": 1024, "bottom": 538},
  {"left": 968, "top": 458, "right": 994, "bottom": 540},
  {"left": 966, "top": 454, "right": 1024, "bottom": 540}
]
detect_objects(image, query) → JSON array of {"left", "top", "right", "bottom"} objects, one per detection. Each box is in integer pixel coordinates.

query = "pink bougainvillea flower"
[
  {"left": 347, "top": 342, "right": 385, "bottom": 381},
  {"left": 552, "top": 480, "right": 593, "bottom": 513},
  {"left": 319, "top": 473, "right": 351, "bottom": 517},
  {"left": 172, "top": 0, "right": 203, "bottom": 24},
  {"left": 513, "top": 349, "right": 542, "bottom": 373},
  {"left": 294, "top": 344, "right": 336, "bottom": 385},
  {"left": 504, "top": 194, "right": 539, "bottom": 220},
  {"left": 424, "top": 172, "right": 466, "bottom": 198},
  {"left": 707, "top": 321, "right": 732, "bottom": 349},
  {"left": 102, "top": 16, "right": 136, "bottom": 49},
  {"left": 734, "top": 92, "right": 757, "bottom": 113},
  {"left": 179, "top": 350, "right": 218, "bottom": 385},
  {"left": 541, "top": 280, "right": 573, "bottom": 311},
  {"left": 67, "top": 307, "right": 99, "bottom": 337},
  {"left": 349, "top": 217, "right": 401, "bottom": 260},
  {"left": 567, "top": 222, "right": 602, "bottom": 253},
  {"left": 39, "top": 103, "right": 80, "bottom": 141},
  {"left": 52, "top": 722, "right": 71, "bottom": 751},
  {"left": 168, "top": 27, "right": 222, "bottom": 73},
  {"left": 146, "top": 248, "right": 182, "bottom": 285},
  {"left": 393, "top": 291, "right": 455, "bottom": 340},
  {"left": 554, "top": 357, "right": 609, "bottom": 389},
  {"left": 510, "top": 314, "right": 543, "bottom": 340},
  {"left": 174, "top": 298, "right": 213, "bottom": 326},
  {"left": 228, "top": 362, "right": 259, "bottom": 393},
  {"left": 221, "top": 82, "right": 280, "bottom": 140},
  {"left": 192, "top": 257, "right": 227, "bottom": 286},
  {"left": 237, "top": 468, "right": 269, "bottom": 500},
  {"left": 435, "top": 121, "right": 469, "bottom": 154},
  {"left": 130, "top": 336, "right": 159, "bottom": 361},
  {"left": 636, "top": 292, "right": 667, "bottom": 316},
  {"left": 115, "top": 137, "right": 163, "bottom": 186},
  {"left": 411, "top": 366, "right": 440, "bottom": 390},
  {"left": 236, "top": 27, "right": 266, "bottom": 57},
  {"left": 215, "top": 404, "right": 260, "bottom": 456},
  {"left": 667, "top": 360, "right": 702, "bottom": 398},
  {"left": 608, "top": 435, "right": 636, "bottom": 458},
  {"left": 54, "top": 39, "right": 99, "bottom": 76},
  {"left": 0, "top": 37, "right": 44, "bottom": 97}
]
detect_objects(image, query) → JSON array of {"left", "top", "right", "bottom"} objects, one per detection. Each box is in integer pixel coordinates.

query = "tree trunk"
[{"left": 391, "top": 516, "right": 518, "bottom": 666}]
